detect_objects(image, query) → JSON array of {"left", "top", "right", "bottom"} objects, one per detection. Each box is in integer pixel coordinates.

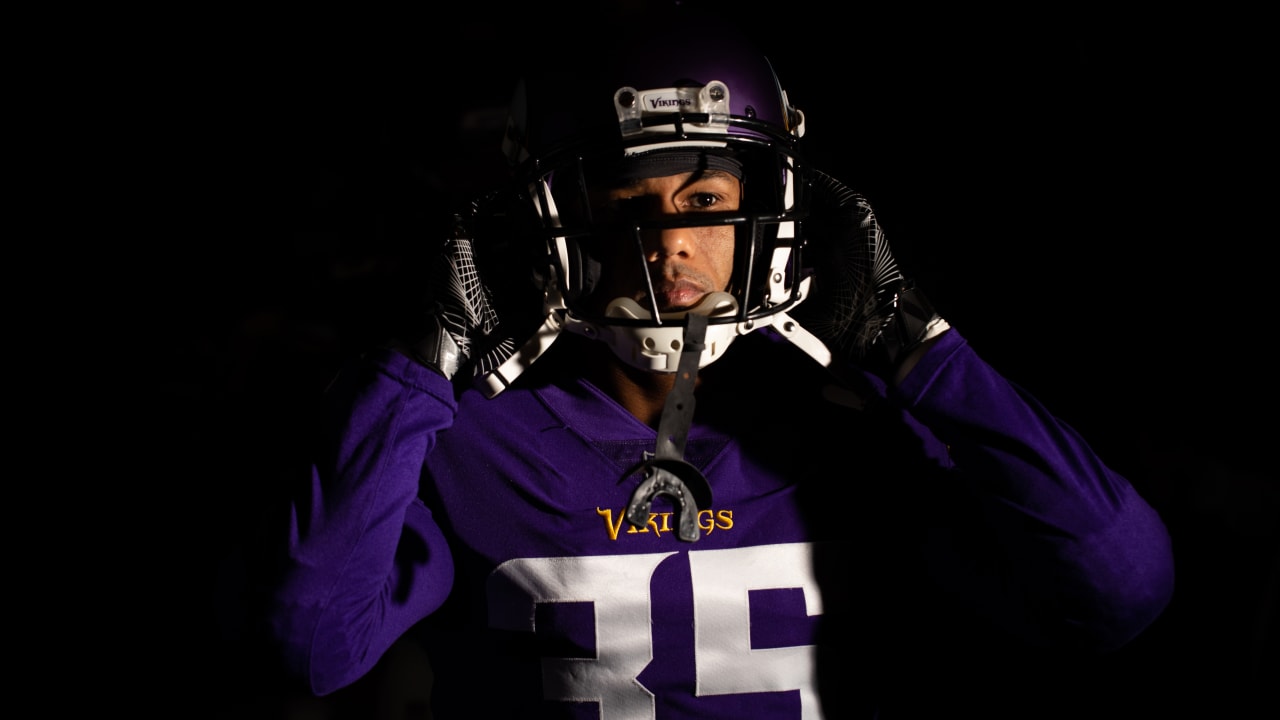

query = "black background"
[{"left": 132, "top": 4, "right": 1275, "bottom": 717}]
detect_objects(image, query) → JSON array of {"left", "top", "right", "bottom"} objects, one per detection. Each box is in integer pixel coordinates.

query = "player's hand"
[
  {"left": 396, "top": 215, "right": 510, "bottom": 381},
  {"left": 794, "top": 170, "right": 949, "bottom": 381}
]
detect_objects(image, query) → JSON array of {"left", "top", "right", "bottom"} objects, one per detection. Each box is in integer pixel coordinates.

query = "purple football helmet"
[{"left": 477, "top": 14, "right": 827, "bottom": 396}]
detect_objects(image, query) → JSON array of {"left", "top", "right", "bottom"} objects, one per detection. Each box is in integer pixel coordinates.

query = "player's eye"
[{"left": 686, "top": 193, "right": 721, "bottom": 210}]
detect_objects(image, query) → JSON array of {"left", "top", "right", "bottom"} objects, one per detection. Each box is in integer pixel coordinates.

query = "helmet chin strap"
[{"left": 624, "top": 312, "right": 713, "bottom": 542}]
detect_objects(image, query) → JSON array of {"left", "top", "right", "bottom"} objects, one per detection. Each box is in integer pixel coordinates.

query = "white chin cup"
[{"left": 565, "top": 291, "right": 744, "bottom": 372}]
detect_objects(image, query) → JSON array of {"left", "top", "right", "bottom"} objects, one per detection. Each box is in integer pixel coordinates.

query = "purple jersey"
[{"left": 267, "top": 328, "right": 1174, "bottom": 718}]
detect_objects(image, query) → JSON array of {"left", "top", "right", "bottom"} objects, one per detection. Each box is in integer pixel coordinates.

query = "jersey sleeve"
[
  {"left": 266, "top": 347, "right": 458, "bottom": 695},
  {"left": 890, "top": 329, "right": 1175, "bottom": 651}
]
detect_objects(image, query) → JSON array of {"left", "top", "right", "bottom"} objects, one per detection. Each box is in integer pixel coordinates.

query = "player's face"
[{"left": 590, "top": 169, "right": 741, "bottom": 313}]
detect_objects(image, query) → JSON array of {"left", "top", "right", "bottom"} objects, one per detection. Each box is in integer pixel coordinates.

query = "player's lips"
[{"left": 649, "top": 279, "right": 709, "bottom": 310}]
